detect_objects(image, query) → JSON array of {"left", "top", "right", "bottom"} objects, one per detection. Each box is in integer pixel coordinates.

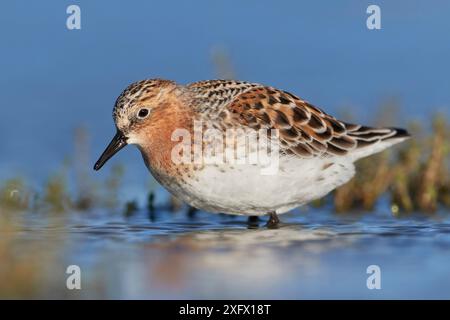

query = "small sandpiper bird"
[{"left": 94, "top": 79, "right": 409, "bottom": 227}]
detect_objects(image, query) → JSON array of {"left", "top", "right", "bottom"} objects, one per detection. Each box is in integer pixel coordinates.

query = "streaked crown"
[{"left": 112, "top": 78, "right": 176, "bottom": 132}]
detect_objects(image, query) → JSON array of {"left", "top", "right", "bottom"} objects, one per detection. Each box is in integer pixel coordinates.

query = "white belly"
[{"left": 164, "top": 156, "right": 355, "bottom": 216}]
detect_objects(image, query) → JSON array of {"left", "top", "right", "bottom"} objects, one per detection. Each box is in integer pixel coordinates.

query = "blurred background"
[{"left": 1, "top": 0, "right": 450, "bottom": 299}]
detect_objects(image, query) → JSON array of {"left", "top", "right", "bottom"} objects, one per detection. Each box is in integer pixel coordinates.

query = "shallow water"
[{"left": 1, "top": 207, "right": 450, "bottom": 299}]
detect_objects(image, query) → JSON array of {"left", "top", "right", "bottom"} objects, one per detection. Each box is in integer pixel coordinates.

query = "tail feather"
[{"left": 345, "top": 124, "right": 410, "bottom": 160}]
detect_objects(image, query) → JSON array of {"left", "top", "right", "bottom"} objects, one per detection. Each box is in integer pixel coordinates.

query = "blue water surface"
[{"left": 3, "top": 204, "right": 450, "bottom": 299}]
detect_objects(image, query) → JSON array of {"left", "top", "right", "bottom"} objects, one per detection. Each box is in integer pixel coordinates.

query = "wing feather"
[
  {"left": 221, "top": 86, "right": 409, "bottom": 158},
  {"left": 187, "top": 80, "right": 410, "bottom": 159}
]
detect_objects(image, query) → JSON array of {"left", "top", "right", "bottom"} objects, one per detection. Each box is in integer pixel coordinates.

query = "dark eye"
[{"left": 137, "top": 108, "right": 149, "bottom": 119}]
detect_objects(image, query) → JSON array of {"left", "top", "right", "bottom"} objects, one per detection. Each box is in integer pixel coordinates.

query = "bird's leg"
[
  {"left": 187, "top": 206, "right": 197, "bottom": 218},
  {"left": 247, "top": 215, "right": 260, "bottom": 229},
  {"left": 266, "top": 211, "right": 280, "bottom": 229}
]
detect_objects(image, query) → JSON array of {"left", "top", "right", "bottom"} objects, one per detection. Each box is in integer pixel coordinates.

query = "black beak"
[{"left": 94, "top": 131, "right": 128, "bottom": 171}]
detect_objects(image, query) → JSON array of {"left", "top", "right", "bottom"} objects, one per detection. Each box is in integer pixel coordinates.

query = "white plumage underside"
[
  {"left": 155, "top": 135, "right": 407, "bottom": 216},
  {"left": 183, "top": 156, "right": 354, "bottom": 215}
]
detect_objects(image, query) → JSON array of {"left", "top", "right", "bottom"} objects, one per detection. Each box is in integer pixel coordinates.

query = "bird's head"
[{"left": 94, "top": 79, "right": 178, "bottom": 171}]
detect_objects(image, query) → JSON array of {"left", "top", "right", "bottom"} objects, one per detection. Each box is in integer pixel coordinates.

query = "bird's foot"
[{"left": 265, "top": 211, "right": 280, "bottom": 229}]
